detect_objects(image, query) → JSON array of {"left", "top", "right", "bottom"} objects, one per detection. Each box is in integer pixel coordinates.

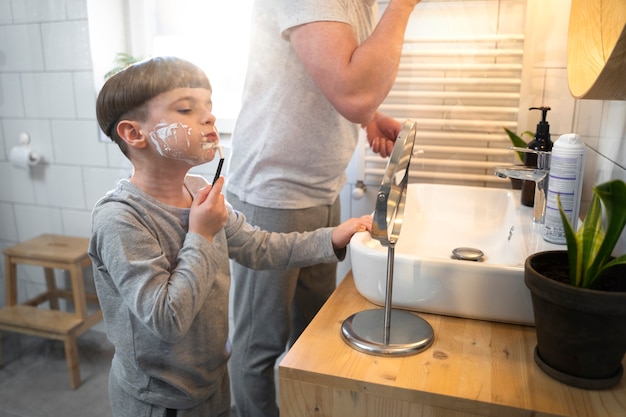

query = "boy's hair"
[{"left": 96, "top": 56, "right": 212, "bottom": 155}]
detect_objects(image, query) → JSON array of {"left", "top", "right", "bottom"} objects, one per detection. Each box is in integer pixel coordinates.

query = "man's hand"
[{"left": 364, "top": 113, "right": 402, "bottom": 158}]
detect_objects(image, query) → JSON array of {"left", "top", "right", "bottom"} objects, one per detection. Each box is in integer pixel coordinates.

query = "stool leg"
[
  {"left": 69, "top": 264, "right": 88, "bottom": 320},
  {"left": 5, "top": 256, "right": 17, "bottom": 306},
  {"left": 44, "top": 268, "right": 60, "bottom": 310},
  {"left": 64, "top": 333, "right": 81, "bottom": 389}
]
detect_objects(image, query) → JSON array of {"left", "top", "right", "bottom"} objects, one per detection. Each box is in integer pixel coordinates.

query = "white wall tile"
[
  {"left": 497, "top": 0, "right": 526, "bottom": 35},
  {"left": 105, "top": 144, "right": 133, "bottom": 171},
  {"left": 51, "top": 120, "right": 107, "bottom": 166},
  {"left": 524, "top": 0, "right": 570, "bottom": 68},
  {"left": 598, "top": 101, "right": 626, "bottom": 167},
  {"left": 3, "top": 119, "right": 55, "bottom": 164},
  {"left": 0, "top": 162, "right": 37, "bottom": 204},
  {"left": 0, "top": 0, "right": 12, "bottom": 24},
  {"left": 600, "top": 101, "right": 626, "bottom": 139},
  {"left": 42, "top": 21, "right": 92, "bottom": 71},
  {"left": 14, "top": 204, "right": 63, "bottom": 242},
  {"left": 589, "top": 150, "right": 626, "bottom": 185},
  {"left": 0, "top": 74, "right": 25, "bottom": 117},
  {"left": 66, "top": 0, "right": 88, "bottom": 19},
  {"left": 83, "top": 166, "right": 125, "bottom": 208},
  {"left": 543, "top": 68, "right": 575, "bottom": 136},
  {"left": 573, "top": 99, "right": 604, "bottom": 143},
  {"left": 0, "top": 202, "right": 18, "bottom": 241},
  {"left": 11, "top": 0, "right": 67, "bottom": 23},
  {"left": 0, "top": 24, "right": 45, "bottom": 72},
  {"left": 0, "top": 120, "right": 5, "bottom": 156},
  {"left": 61, "top": 208, "right": 92, "bottom": 237},
  {"left": 33, "top": 164, "right": 86, "bottom": 209},
  {"left": 597, "top": 135, "right": 626, "bottom": 171},
  {"left": 21, "top": 72, "right": 76, "bottom": 118},
  {"left": 518, "top": 68, "right": 547, "bottom": 131},
  {"left": 74, "top": 71, "right": 97, "bottom": 119}
]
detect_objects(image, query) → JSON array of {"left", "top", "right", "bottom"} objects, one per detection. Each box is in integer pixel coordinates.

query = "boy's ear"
[{"left": 117, "top": 120, "right": 148, "bottom": 149}]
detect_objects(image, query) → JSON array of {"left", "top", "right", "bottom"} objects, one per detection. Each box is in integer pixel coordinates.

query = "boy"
[{"left": 89, "top": 56, "right": 371, "bottom": 417}]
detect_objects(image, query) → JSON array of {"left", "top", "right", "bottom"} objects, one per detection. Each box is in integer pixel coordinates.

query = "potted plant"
[
  {"left": 524, "top": 179, "right": 626, "bottom": 389},
  {"left": 104, "top": 53, "right": 142, "bottom": 79}
]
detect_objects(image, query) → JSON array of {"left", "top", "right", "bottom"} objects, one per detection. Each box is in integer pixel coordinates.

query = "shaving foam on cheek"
[
  {"left": 149, "top": 121, "right": 192, "bottom": 158},
  {"left": 147, "top": 120, "right": 221, "bottom": 166}
]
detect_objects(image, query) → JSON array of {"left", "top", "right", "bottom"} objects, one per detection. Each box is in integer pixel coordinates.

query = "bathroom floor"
[
  {"left": 0, "top": 330, "right": 113, "bottom": 417},
  {"left": 0, "top": 331, "right": 240, "bottom": 417}
]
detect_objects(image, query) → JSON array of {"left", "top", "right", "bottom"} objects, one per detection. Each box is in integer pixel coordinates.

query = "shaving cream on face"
[{"left": 148, "top": 120, "right": 219, "bottom": 165}]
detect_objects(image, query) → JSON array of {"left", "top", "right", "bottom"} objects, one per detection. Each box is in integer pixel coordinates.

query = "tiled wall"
[
  {"left": 0, "top": 0, "right": 223, "bottom": 304},
  {"left": 1, "top": 0, "right": 625, "bottom": 305},
  {"left": 520, "top": 0, "right": 626, "bottom": 180},
  {"left": 515, "top": 0, "right": 626, "bottom": 255},
  {"left": 341, "top": 0, "right": 626, "bottom": 257}
]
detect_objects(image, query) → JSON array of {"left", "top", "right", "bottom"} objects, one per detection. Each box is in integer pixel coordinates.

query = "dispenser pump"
[
  {"left": 530, "top": 106, "right": 551, "bottom": 142},
  {"left": 520, "top": 106, "right": 553, "bottom": 208}
]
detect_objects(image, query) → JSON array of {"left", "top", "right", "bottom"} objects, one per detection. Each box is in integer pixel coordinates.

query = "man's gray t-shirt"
[{"left": 227, "top": 0, "right": 378, "bottom": 209}]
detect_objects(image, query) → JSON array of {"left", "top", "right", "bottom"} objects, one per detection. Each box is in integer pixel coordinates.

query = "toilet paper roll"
[{"left": 9, "top": 146, "right": 41, "bottom": 168}]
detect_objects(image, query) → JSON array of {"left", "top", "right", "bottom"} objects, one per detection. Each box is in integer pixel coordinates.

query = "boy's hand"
[
  {"left": 189, "top": 177, "right": 228, "bottom": 241},
  {"left": 331, "top": 215, "right": 372, "bottom": 249}
]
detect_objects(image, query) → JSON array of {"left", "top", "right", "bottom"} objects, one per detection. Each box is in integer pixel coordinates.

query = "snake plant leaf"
[
  {"left": 589, "top": 179, "right": 626, "bottom": 284},
  {"left": 503, "top": 128, "right": 534, "bottom": 162},
  {"left": 579, "top": 196, "right": 604, "bottom": 287},
  {"left": 560, "top": 179, "right": 626, "bottom": 288},
  {"left": 558, "top": 194, "right": 604, "bottom": 286},
  {"left": 558, "top": 196, "right": 581, "bottom": 285}
]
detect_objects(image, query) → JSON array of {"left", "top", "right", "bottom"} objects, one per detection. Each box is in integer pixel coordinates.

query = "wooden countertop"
[{"left": 279, "top": 272, "right": 626, "bottom": 417}]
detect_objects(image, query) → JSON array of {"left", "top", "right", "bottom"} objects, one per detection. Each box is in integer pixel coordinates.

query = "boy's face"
[{"left": 142, "top": 87, "right": 219, "bottom": 165}]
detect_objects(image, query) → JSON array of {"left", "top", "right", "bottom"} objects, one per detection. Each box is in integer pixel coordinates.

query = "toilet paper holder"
[{"left": 10, "top": 132, "right": 42, "bottom": 168}]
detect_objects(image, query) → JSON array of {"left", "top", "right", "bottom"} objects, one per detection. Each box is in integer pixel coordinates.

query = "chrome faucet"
[{"left": 494, "top": 147, "right": 551, "bottom": 224}]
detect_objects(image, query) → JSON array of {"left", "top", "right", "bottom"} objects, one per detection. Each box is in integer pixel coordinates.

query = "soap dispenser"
[{"left": 521, "top": 106, "right": 553, "bottom": 207}]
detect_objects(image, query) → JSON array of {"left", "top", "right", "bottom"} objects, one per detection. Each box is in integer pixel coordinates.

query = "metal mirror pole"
[{"left": 383, "top": 243, "right": 395, "bottom": 345}]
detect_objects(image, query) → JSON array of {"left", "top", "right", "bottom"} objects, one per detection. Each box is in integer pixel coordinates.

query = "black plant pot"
[{"left": 524, "top": 251, "right": 626, "bottom": 389}]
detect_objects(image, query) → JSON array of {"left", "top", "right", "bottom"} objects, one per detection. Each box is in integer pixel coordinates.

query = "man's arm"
[{"left": 289, "top": 0, "right": 420, "bottom": 125}]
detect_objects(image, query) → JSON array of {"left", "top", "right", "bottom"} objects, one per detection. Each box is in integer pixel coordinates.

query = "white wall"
[{"left": 1, "top": 0, "right": 625, "bottom": 303}]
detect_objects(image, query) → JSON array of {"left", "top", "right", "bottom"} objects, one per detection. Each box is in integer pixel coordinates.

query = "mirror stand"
[
  {"left": 341, "top": 120, "right": 434, "bottom": 357},
  {"left": 341, "top": 244, "right": 434, "bottom": 356}
]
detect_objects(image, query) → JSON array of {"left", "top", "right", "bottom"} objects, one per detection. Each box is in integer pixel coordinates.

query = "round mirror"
[{"left": 371, "top": 120, "right": 417, "bottom": 246}]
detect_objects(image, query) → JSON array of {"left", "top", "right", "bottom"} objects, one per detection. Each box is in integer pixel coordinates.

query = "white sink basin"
[{"left": 350, "top": 183, "right": 561, "bottom": 325}]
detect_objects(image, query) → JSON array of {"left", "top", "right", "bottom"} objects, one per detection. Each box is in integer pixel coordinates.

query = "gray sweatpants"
[{"left": 227, "top": 192, "right": 340, "bottom": 417}]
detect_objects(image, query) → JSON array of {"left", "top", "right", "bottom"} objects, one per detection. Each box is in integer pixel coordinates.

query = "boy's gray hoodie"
[{"left": 88, "top": 175, "right": 342, "bottom": 410}]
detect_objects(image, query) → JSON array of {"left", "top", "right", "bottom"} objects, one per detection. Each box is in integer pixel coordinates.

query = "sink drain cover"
[{"left": 451, "top": 247, "right": 484, "bottom": 261}]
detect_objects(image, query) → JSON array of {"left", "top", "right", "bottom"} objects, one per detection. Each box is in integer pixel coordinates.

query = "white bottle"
[{"left": 543, "top": 133, "right": 586, "bottom": 244}]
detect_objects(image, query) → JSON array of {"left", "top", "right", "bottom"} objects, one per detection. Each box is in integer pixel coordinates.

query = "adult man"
[{"left": 227, "top": 1, "right": 421, "bottom": 416}]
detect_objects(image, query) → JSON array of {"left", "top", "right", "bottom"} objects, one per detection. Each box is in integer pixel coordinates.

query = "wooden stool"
[{"left": 0, "top": 234, "right": 102, "bottom": 389}]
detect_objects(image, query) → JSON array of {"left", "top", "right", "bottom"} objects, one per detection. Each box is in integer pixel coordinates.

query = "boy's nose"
[{"left": 203, "top": 110, "right": 216, "bottom": 125}]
